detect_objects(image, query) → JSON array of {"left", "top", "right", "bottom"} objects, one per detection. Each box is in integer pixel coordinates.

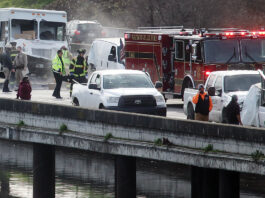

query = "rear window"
[
  {"left": 77, "top": 23, "right": 101, "bottom": 31},
  {"left": 224, "top": 74, "right": 261, "bottom": 92}
]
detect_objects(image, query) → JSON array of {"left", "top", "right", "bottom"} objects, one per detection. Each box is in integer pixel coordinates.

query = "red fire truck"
[{"left": 124, "top": 27, "right": 265, "bottom": 98}]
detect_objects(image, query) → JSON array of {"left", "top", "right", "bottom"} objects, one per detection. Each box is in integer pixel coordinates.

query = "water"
[{"left": 0, "top": 140, "right": 264, "bottom": 198}]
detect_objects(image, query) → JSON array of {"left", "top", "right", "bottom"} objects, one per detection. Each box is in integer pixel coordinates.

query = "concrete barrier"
[{"left": 0, "top": 98, "right": 265, "bottom": 175}]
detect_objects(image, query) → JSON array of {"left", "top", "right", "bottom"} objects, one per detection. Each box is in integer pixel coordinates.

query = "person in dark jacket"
[
  {"left": 69, "top": 49, "right": 88, "bottom": 97},
  {"left": 226, "top": 95, "right": 243, "bottom": 125},
  {"left": 17, "top": 76, "right": 31, "bottom": 100},
  {"left": 192, "top": 84, "right": 213, "bottom": 121},
  {"left": 52, "top": 50, "right": 65, "bottom": 99},
  {"left": 0, "top": 45, "right": 15, "bottom": 92}
]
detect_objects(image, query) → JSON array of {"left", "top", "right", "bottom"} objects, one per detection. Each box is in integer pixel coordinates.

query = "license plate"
[{"left": 36, "top": 64, "right": 44, "bottom": 68}]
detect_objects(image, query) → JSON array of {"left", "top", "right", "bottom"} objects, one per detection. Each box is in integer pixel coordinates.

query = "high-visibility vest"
[
  {"left": 70, "top": 57, "right": 87, "bottom": 77},
  {"left": 52, "top": 54, "right": 65, "bottom": 75},
  {"left": 10, "top": 50, "right": 19, "bottom": 63},
  {"left": 62, "top": 50, "right": 71, "bottom": 65}
]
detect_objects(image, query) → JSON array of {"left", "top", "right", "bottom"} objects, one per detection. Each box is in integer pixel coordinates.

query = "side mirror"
[
  {"left": 155, "top": 81, "right": 163, "bottom": 89},
  {"left": 216, "top": 89, "right": 222, "bottom": 97},
  {"left": 89, "top": 83, "right": 100, "bottom": 90},
  {"left": 208, "top": 86, "right": 216, "bottom": 96},
  {"left": 108, "top": 54, "right": 116, "bottom": 62}
]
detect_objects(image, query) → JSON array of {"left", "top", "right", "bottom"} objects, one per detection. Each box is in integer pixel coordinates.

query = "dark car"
[{"left": 71, "top": 22, "right": 104, "bottom": 44}]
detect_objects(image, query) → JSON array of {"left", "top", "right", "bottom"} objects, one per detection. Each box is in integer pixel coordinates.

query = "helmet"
[{"left": 77, "top": 49, "right": 86, "bottom": 54}]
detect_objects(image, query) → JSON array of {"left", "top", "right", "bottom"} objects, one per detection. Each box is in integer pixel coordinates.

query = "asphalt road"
[{"left": 0, "top": 89, "right": 186, "bottom": 119}]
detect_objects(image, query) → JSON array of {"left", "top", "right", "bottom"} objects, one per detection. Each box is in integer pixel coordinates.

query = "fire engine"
[{"left": 124, "top": 27, "right": 265, "bottom": 98}]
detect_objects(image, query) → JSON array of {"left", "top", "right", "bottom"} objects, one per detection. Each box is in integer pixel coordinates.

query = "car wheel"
[
  {"left": 187, "top": 103, "right": 195, "bottom": 120},
  {"left": 73, "top": 98, "right": 79, "bottom": 106},
  {"left": 99, "top": 104, "right": 105, "bottom": 109},
  {"left": 222, "top": 108, "right": 228, "bottom": 123}
]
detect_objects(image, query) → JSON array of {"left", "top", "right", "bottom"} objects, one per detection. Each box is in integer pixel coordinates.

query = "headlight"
[
  {"left": 155, "top": 95, "right": 165, "bottom": 103},
  {"left": 107, "top": 97, "right": 120, "bottom": 104}
]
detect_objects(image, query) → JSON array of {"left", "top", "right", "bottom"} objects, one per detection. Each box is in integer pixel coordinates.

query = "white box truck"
[{"left": 0, "top": 8, "right": 68, "bottom": 77}]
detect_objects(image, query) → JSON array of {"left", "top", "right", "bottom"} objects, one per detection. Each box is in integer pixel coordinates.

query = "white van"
[
  {"left": 87, "top": 38, "right": 125, "bottom": 71},
  {"left": 0, "top": 8, "right": 68, "bottom": 76}
]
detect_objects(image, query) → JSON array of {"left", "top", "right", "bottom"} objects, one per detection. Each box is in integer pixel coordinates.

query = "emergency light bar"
[{"left": 204, "top": 31, "right": 249, "bottom": 38}]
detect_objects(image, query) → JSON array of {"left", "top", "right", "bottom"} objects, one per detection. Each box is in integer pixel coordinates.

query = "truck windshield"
[
  {"left": 40, "top": 21, "right": 65, "bottom": 41},
  {"left": 224, "top": 74, "right": 260, "bottom": 92},
  {"left": 103, "top": 74, "right": 153, "bottom": 89},
  {"left": 204, "top": 40, "right": 239, "bottom": 64},
  {"left": 11, "top": 19, "right": 37, "bottom": 40},
  {"left": 241, "top": 39, "right": 265, "bottom": 63}
]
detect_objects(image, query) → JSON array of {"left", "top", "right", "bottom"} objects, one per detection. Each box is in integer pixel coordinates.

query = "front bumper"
[{"left": 105, "top": 106, "right": 167, "bottom": 117}]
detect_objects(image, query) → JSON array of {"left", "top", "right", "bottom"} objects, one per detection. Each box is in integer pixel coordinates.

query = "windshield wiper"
[
  {"left": 226, "top": 47, "right": 236, "bottom": 64},
  {"left": 244, "top": 46, "right": 257, "bottom": 64}
]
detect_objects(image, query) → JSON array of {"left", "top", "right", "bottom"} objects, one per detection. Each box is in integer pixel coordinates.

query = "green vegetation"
[
  {"left": 17, "top": 120, "right": 25, "bottom": 128},
  {"left": 154, "top": 138, "right": 163, "bottom": 146},
  {"left": 104, "top": 133, "right": 113, "bottom": 142},
  {"left": 59, "top": 124, "right": 68, "bottom": 133},
  {"left": 0, "top": 0, "right": 54, "bottom": 9},
  {"left": 251, "top": 150, "right": 265, "bottom": 162},
  {"left": 203, "top": 144, "right": 214, "bottom": 153}
]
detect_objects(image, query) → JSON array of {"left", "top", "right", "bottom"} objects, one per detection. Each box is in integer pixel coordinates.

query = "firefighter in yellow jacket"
[
  {"left": 69, "top": 49, "right": 88, "bottom": 97},
  {"left": 52, "top": 50, "right": 65, "bottom": 99}
]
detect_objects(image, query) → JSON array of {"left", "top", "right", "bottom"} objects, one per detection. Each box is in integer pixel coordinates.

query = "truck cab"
[
  {"left": 72, "top": 69, "right": 167, "bottom": 116},
  {"left": 184, "top": 70, "right": 261, "bottom": 122}
]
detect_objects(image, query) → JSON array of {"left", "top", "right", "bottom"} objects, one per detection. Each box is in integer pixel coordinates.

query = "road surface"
[{"left": 0, "top": 89, "right": 186, "bottom": 119}]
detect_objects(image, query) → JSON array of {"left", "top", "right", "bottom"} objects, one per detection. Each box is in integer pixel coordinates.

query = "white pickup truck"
[
  {"left": 72, "top": 69, "right": 167, "bottom": 116},
  {"left": 183, "top": 70, "right": 261, "bottom": 122}
]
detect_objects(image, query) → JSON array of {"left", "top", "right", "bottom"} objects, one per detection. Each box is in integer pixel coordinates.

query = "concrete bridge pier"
[
  {"left": 115, "top": 155, "right": 136, "bottom": 198},
  {"left": 33, "top": 144, "right": 55, "bottom": 198},
  {"left": 191, "top": 166, "right": 239, "bottom": 198},
  {"left": 0, "top": 169, "right": 10, "bottom": 198},
  {"left": 219, "top": 170, "right": 239, "bottom": 198},
  {"left": 191, "top": 166, "right": 219, "bottom": 198}
]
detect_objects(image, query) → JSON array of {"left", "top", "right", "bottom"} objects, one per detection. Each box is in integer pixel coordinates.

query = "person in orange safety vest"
[{"left": 192, "top": 84, "right": 213, "bottom": 121}]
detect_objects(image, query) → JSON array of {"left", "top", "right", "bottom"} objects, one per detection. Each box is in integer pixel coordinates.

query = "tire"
[
  {"left": 181, "top": 78, "right": 193, "bottom": 99},
  {"left": 187, "top": 103, "right": 195, "bottom": 120},
  {"left": 222, "top": 108, "right": 228, "bottom": 123},
  {"left": 73, "top": 98, "right": 79, "bottom": 106},
  {"left": 99, "top": 104, "right": 105, "bottom": 109}
]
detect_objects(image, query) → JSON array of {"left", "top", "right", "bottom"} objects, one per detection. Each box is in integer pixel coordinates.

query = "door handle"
[{"left": 90, "top": 92, "right": 93, "bottom": 95}]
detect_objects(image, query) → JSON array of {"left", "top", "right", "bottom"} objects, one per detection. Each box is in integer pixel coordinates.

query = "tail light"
[
  {"left": 101, "top": 31, "right": 106, "bottom": 37},
  {"left": 124, "top": 33, "right": 130, "bottom": 39},
  {"left": 74, "top": 30, "right": 80, "bottom": 35}
]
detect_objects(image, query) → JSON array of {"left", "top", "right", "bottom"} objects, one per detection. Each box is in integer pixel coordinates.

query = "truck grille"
[
  {"left": 32, "top": 48, "right": 53, "bottom": 59},
  {"left": 118, "top": 95, "right": 156, "bottom": 107}
]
